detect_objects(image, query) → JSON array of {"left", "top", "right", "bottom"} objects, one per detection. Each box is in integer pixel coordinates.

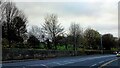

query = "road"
[
  {"left": 100, "top": 56, "right": 120, "bottom": 68},
  {"left": 2, "top": 54, "right": 118, "bottom": 68}
]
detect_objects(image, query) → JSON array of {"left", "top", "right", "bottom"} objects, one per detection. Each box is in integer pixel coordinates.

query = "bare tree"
[
  {"left": 1, "top": 1, "right": 27, "bottom": 47},
  {"left": 28, "top": 25, "right": 45, "bottom": 42},
  {"left": 0, "top": 0, "right": 5, "bottom": 23},
  {"left": 42, "top": 14, "right": 64, "bottom": 49},
  {"left": 69, "top": 23, "right": 83, "bottom": 52}
]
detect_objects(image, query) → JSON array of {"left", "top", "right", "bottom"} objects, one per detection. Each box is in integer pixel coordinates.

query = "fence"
[{"left": 2, "top": 48, "right": 114, "bottom": 61}]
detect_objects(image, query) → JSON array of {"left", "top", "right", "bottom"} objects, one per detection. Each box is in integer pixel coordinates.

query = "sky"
[{"left": 11, "top": 0, "right": 119, "bottom": 37}]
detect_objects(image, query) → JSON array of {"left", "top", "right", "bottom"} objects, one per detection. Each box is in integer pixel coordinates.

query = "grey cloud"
[{"left": 14, "top": 2, "right": 118, "bottom": 37}]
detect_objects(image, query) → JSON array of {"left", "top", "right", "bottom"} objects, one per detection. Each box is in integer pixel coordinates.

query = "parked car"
[{"left": 116, "top": 51, "right": 120, "bottom": 57}]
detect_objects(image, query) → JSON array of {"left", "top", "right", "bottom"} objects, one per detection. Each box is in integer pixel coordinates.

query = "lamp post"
[{"left": 101, "top": 35, "right": 103, "bottom": 54}]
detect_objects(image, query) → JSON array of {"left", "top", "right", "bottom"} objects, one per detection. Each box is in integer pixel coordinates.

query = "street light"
[{"left": 101, "top": 35, "right": 103, "bottom": 54}]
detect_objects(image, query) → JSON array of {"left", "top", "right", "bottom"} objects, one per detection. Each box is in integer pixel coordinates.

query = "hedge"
[{"left": 2, "top": 48, "right": 114, "bottom": 61}]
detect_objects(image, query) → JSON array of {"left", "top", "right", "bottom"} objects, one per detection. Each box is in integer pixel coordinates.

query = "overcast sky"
[{"left": 12, "top": 0, "right": 119, "bottom": 37}]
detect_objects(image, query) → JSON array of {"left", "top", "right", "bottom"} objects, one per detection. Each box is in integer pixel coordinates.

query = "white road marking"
[
  {"left": 66, "top": 61, "right": 74, "bottom": 64},
  {"left": 99, "top": 58, "right": 119, "bottom": 68},
  {"left": 80, "top": 59, "right": 87, "bottom": 62},
  {"left": 53, "top": 60, "right": 77, "bottom": 65},
  {"left": 69, "top": 60, "right": 75, "bottom": 62},
  {"left": 63, "top": 61, "right": 69, "bottom": 63},
  {"left": 91, "top": 64, "right": 97, "bottom": 67},
  {"left": 55, "top": 62, "right": 64, "bottom": 65},
  {"left": 99, "top": 61, "right": 104, "bottom": 64},
  {"left": 40, "top": 64, "right": 47, "bottom": 66},
  {"left": 50, "top": 55, "right": 115, "bottom": 66},
  {"left": 53, "top": 61, "right": 66, "bottom": 65},
  {"left": 40, "top": 64, "right": 49, "bottom": 68},
  {"left": 27, "top": 55, "right": 115, "bottom": 67}
]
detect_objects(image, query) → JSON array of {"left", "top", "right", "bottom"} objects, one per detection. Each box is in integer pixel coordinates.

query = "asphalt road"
[
  {"left": 2, "top": 54, "right": 117, "bottom": 68},
  {"left": 101, "top": 56, "right": 120, "bottom": 68}
]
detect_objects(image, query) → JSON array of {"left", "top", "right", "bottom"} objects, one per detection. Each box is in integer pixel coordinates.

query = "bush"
[{"left": 2, "top": 38, "right": 9, "bottom": 48}]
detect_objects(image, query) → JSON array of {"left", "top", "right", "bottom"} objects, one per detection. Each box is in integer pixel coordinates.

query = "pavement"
[{"left": 2, "top": 54, "right": 118, "bottom": 68}]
